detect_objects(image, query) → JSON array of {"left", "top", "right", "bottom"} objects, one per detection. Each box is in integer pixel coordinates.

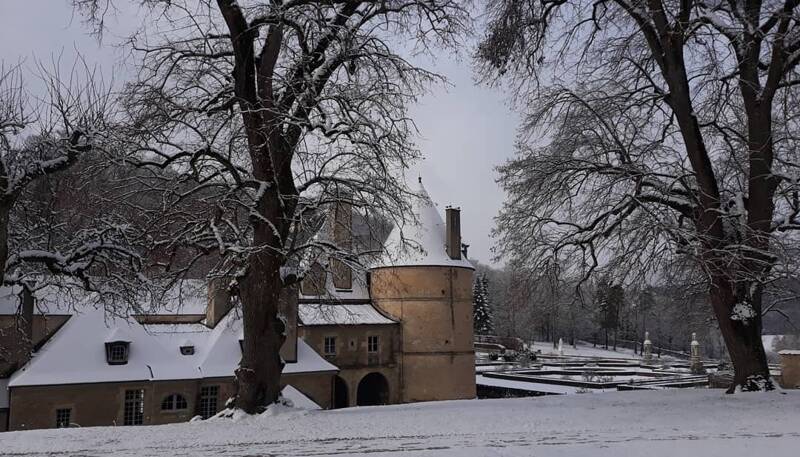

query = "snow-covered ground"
[
  {"left": 530, "top": 340, "right": 671, "bottom": 360},
  {"left": 2, "top": 390, "right": 799, "bottom": 456}
]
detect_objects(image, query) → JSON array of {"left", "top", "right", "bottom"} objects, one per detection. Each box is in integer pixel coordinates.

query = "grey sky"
[{"left": 0, "top": 1, "right": 519, "bottom": 267}]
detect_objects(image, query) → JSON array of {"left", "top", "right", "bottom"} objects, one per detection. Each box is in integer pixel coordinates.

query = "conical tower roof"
[{"left": 372, "top": 181, "right": 474, "bottom": 270}]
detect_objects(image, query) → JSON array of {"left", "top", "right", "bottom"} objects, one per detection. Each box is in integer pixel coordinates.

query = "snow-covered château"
[{"left": 0, "top": 182, "right": 475, "bottom": 431}]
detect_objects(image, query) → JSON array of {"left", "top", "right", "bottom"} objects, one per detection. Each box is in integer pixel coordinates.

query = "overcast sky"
[{"left": 0, "top": 2, "right": 519, "bottom": 268}]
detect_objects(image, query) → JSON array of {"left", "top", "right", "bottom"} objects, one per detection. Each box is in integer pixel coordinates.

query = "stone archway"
[
  {"left": 333, "top": 375, "right": 349, "bottom": 409},
  {"left": 356, "top": 372, "right": 389, "bottom": 406}
]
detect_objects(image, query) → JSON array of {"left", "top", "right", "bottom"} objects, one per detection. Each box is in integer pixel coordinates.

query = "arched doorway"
[
  {"left": 356, "top": 372, "right": 389, "bottom": 406},
  {"left": 333, "top": 376, "right": 349, "bottom": 409}
]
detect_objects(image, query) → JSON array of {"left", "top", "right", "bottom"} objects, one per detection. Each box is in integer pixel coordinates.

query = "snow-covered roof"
[
  {"left": 198, "top": 311, "right": 336, "bottom": 378},
  {"left": 298, "top": 303, "right": 397, "bottom": 326},
  {"left": 372, "top": 182, "right": 474, "bottom": 270},
  {"left": 0, "top": 378, "right": 8, "bottom": 409},
  {"left": 297, "top": 273, "right": 372, "bottom": 302},
  {"left": 9, "top": 307, "right": 161, "bottom": 386},
  {"left": 142, "top": 323, "right": 211, "bottom": 335},
  {"left": 281, "top": 385, "right": 322, "bottom": 410},
  {"left": 9, "top": 305, "right": 337, "bottom": 388},
  {"left": 104, "top": 327, "right": 133, "bottom": 343}
]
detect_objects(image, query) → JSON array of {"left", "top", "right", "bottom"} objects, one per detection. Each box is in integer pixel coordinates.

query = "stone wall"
[
  {"left": 282, "top": 372, "right": 334, "bottom": 409},
  {"left": 299, "top": 324, "right": 399, "bottom": 369},
  {"left": 370, "top": 266, "right": 476, "bottom": 403},
  {"left": 7, "top": 371, "right": 334, "bottom": 431},
  {"left": 401, "top": 353, "right": 475, "bottom": 402},
  {"left": 779, "top": 351, "right": 800, "bottom": 389},
  {"left": 10, "top": 380, "right": 186, "bottom": 430},
  {"left": 299, "top": 324, "right": 401, "bottom": 406}
]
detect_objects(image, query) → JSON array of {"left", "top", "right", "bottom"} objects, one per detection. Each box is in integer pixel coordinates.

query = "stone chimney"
[
  {"left": 331, "top": 200, "right": 353, "bottom": 290},
  {"left": 206, "top": 277, "right": 234, "bottom": 328},
  {"left": 445, "top": 207, "right": 462, "bottom": 260},
  {"left": 332, "top": 200, "right": 353, "bottom": 250}
]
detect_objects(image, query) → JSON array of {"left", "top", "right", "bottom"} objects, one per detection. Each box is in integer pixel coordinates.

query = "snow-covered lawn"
[
  {"left": 530, "top": 340, "right": 666, "bottom": 360},
  {"left": 2, "top": 390, "right": 799, "bottom": 456}
]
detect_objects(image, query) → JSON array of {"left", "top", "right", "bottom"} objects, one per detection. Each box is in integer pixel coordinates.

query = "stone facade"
[
  {"left": 7, "top": 372, "right": 333, "bottom": 431},
  {"left": 300, "top": 323, "right": 401, "bottom": 406},
  {"left": 370, "top": 266, "right": 476, "bottom": 403}
]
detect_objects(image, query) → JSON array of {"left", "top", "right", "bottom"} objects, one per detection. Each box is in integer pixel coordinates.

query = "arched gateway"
[
  {"left": 356, "top": 372, "right": 389, "bottom": 406},
  {"left": 333, "top": 376, "right": 349, "bottom": 409}
]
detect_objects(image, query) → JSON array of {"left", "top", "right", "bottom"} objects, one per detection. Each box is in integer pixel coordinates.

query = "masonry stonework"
[
  {"left": 7, "top": 372, "right": 333, "bottom": 431},
  {"left": 300, "top": 324, "right": 401, "bottom": 406},
  {"left": 370, "top": 266, "right": 476, "bottom": 403},
  {"left": 779, "top": 352, "right": 800, "bottom": 389}
]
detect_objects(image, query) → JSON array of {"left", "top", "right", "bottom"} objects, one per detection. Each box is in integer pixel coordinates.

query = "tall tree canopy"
[
  {"left": 478, "top": 0, "right": 800, "bottom": 391},
  {"left": 0, "top": 62, "right": 143, "bottom": 297},
  {"left": 74, "top": 0, "right": 468, "bottom": 412}
]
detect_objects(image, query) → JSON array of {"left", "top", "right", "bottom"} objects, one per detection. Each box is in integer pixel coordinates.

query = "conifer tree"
[{"left": 473, "top": 274, "right": 494, "bottom": 335}]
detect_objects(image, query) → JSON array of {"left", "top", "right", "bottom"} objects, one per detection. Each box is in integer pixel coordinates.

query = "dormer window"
[
  {"left": 180, "top": 345, "right": 195, "bottom": 355},
  {"left": 105, "top": 341, "right": 130, "bottom": 365}
]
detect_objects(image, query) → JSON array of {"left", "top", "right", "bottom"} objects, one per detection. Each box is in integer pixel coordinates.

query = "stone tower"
[{"left": 369, "top": 182, "right": 476, "bottom": 402}]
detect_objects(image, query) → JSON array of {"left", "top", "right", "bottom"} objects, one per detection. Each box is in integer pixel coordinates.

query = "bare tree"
[
  {"left": 1, "top": 61, "right": 145, "bottom": 298},
  {"left": 0, "top": 59, "right": 152, "bottom": 374},
  {"left": 74, "top": 0, "right": 467, "bottom": 412},
  {"left": 478, "top": 0, "right": 800, "bottom": 391}
]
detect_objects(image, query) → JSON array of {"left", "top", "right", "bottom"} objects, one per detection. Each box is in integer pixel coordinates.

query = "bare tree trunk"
[
  {"left": 236, "top": 249, "right": 286, "bottom": 413},
  {"left": 17, "top": 285, "right": 34, "bottom": 365},
  {"left": 710, "top": 276, "right": 772, "bottom": 392}
]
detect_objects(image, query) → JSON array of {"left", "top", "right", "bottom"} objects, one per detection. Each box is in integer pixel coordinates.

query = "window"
[
  {"left": 199, "top": 385, "right": 219, "bottom": 419},
  {"left": 180, "top": 346, "right": 195, "bottom": 355},
  {"left": 367, "top": 336, "right": 379, "bottom": 353},
  {"left": 105, "top": 342, "right": 130, "bottom": 365},
  {"left": 55, "top": 408, "right": 71, "bottom": 428},
  {"left": 324, "top": 336, "right": 337, "bottom": 356},
  {"left": 123, "top": 389, "right": 145, "bottom": 426},
  {"left": 161, "top": 394, "right": 188, "bottom": 411}
]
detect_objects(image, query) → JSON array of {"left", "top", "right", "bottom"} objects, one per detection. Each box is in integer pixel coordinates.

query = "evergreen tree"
[{"left": 473, "top": 274, "right": 494, "bottom": 335}]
